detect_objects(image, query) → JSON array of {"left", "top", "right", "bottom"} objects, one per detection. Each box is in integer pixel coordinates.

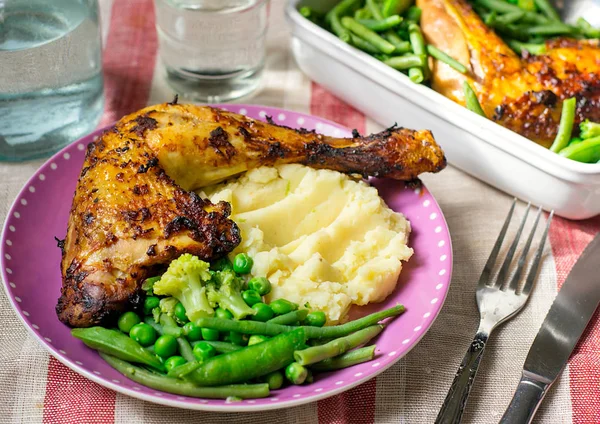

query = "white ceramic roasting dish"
[{"left": 286, "top": 0, "right": 600, "bottom": 220}]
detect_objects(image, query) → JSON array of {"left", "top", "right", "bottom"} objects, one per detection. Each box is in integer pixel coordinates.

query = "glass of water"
[
  {"left": 154, "top": 0, "right": 269, "bottom": 103},
  {"left": 0, "top": 0, "right": 104, "bottom": 162}
]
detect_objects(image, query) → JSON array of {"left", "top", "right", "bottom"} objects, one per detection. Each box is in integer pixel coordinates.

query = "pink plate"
[{"left": 0, "top": 104, "right": 452, "bottom": 411}]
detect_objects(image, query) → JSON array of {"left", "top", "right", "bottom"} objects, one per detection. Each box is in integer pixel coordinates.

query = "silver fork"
[{"left": 435, "top": 200, "right": 554, "bottom": 424}]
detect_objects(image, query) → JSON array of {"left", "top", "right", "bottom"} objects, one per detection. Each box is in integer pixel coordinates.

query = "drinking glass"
[
  {"left": 154, "top": 0, "right": 269, "bottom": 103},
  {"left": 0, "top": 0, "right": 104, "bottom": 161}
]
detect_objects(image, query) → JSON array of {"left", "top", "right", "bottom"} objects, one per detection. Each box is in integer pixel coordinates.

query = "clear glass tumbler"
[
  {"left": 0, "top": 0, "right": 104, "bottom": 162},
  {"left": 154, "top": 0, "right": 269, "bottom": 103}
]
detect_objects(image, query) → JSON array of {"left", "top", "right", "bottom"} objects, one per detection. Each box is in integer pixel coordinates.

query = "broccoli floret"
[
  {"left": 207, "top": 269, "right": 256, "bottom": 320},
  {"left": 153, "top": 254, "right": 214, "bottom": 321},
  {"left": 580, "top": 120, "right": 600, "bottom": 140}
]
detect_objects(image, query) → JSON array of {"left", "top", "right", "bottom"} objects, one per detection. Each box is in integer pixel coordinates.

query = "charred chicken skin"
[
  {"left": 418, "top": 0, "right": 600, "bottom": 147},
  {"left": 57, "top": 102, "right": 446, "bottom": 327}
]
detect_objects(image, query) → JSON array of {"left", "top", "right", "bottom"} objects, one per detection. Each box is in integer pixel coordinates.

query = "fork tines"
[{"left": 478, "top": 199, "right": 554, "bottom": 295}]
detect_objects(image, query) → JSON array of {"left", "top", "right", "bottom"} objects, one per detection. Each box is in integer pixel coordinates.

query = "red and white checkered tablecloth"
[{"left": 1, "top": 1, "right": 599, "bottom": 422}]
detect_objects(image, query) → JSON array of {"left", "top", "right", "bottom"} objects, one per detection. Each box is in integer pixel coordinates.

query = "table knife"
[{"left": 500, "top": 233, "right": 600, "bottom": 424}]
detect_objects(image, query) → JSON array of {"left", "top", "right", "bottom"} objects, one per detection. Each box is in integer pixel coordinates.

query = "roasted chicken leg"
[
  {"left": 57, "top": 102, "right": 445, "bottom": 327},
  {"left": 418, "top": 0, "right": 600, "bottom": 147}
]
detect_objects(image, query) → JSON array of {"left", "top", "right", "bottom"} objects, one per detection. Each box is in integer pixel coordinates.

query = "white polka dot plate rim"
[{"left": 0, "top": 104, "right": 452, "bottom": 412}]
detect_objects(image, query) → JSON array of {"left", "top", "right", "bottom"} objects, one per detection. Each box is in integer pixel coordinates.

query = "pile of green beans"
[
  {"left": 71, "top": 253, "right": 405, "bottom": 399},
  {"left": 549, "top": 99, "right": 600, "bottom": 164},
  {"left": 471, "top": 0, "right": 599, "bottom": 56},
  {"left": 304, "top": 0, "right": 471, "bottom": 84}
]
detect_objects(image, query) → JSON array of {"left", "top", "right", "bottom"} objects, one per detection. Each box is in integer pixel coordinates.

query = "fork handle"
[
  {"left": 435, "top": 331, "right": 489, "bottom": 424},
  {"left": 499, "top": 374, "right": 550, "bottom": 424}
]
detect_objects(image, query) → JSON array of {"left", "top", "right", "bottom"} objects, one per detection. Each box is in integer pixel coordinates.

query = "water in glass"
[
  {"left": 155, "top": 0, "right": 268, "bottom": 102},
  {"left": 0, "top": 0, "right": 104, "bottom": 161}
]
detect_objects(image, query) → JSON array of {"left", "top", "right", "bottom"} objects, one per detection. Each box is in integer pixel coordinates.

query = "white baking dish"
[{"left": 286, "top": 0, "right": 600, "bottom": 220}]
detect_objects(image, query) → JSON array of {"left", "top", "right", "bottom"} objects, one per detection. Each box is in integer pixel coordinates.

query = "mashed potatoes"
[{"left": 202, "top": 164, "right": 412, "bottom": 324}]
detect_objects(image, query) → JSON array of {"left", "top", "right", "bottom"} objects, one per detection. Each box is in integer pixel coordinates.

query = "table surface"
[{"left": 1, "top": 1, "right": 599, "bottom": 423}]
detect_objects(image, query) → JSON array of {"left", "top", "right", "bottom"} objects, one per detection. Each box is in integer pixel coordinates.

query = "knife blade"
[{"left": 500, "top": 232, "right": 600, "bottom": 424}]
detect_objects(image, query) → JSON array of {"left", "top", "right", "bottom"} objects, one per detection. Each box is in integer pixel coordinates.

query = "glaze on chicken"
[
  {"left": 418, "top": 0, "right": 600, "bottom": 147},
  {"left": 57, "top": 102, "right": 446, "bottom": 327}
]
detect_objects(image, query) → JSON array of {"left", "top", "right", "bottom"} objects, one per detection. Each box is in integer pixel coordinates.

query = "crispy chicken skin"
[
  {"left": 418, "top": 0, "right": 600, "bottom": 147},
  {"left": 57, "top": 102, "right": 446, "bottom": 327}
]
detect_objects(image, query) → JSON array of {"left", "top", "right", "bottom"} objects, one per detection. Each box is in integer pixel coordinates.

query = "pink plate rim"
[{"left": 0, "top": 103, "right": 453, "bottom": 411}]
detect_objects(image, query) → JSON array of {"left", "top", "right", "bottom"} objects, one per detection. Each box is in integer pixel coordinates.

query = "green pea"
[
  {"left": 183, "top": 322, "right": 203, "bottom": 342},
  {"left": 117, "top": 311, "right": 141, "bottom": 334},
  {"left": 242, "top": 289, "right": 262, "bottom": 306},
  {"left": 251, "top": 303, "right": 274, "bottom": 322},
  {"left": 154, "top": 334, "right": 178, "bottom": 358},
  {"left": 215, "top": 307, "right": 233, "bottom": 320},
  {"left": 263, "top": 370, "right": 284, "bottom": 390},
  {"left": 143, "top": 296, "right": 160, "bottom": 316},
  {"left": 129, "top": 323, "right": 157, "bottom": 347},
  {"left": 164, "top": 355, "right": 187, "bottom": 372},
  {"left": 229, "top": 331, "right": 248, "bottom": 346},
  {"left": 304, "top": 311, "right": 327, "bottom": 327},
  {"left": 285, "top": 362, "right": 308, "bottom": 385},
  {"left": 233, "top": 253, "right": 253, "bottom": 274},
  {"left": 193, "top": 341, "right": 216, "bottom": 362},
  {"left": 270, "top": 299, "right": 298, "bottom": 315},
  {"left": 174, "top": 302, "right": 189, "bottom": 323},
  {"left": 248, "top": 277, "right": 272, "bottom": 296},
  {"left": 248, "top": 335, "right": 269, "bottom": 346},
  {"left": 201, "top": 327, "right": 220, "bottom": 341},
  {"left": 211, "top": 256, "right": 233, "bottom": 271}
]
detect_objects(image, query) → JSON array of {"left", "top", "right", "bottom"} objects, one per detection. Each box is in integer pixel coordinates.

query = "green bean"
[
  {"left": 72, "top": 327, "right": 165, "bottom": 372},
  {"left": 341, "top": 17, "right": 396, "bottom": 54},
  {"left": 366, "top": 0, "right": 384, "bottom": 20},
  {"left": 354, "top": 7, "right": 372, "bottom": 20},
  {"left": 384, "top": 54, "right": 424, "bottom": 70},
  {"left": 384, "top": 31, "right": 411, "bottom": 54},
  {"left": 294, "top": 325, "right": 383, "bottom": 366},
  {"left": 167, "top": 360, "right": 202, "bottom": 379},
  {"left": 506, "top": 39, "right": 546, "bottom": 55},
  {"left": 262, "top": 370, "right": 284, "bottom": 390},
  {"left": 405, "top": 6, "right": 422, "bottom": 23},
  {"left": 158, "top": 314, "right": 183, "bottom": 337},
  {"left": 408, "top": 23, "right": 429, "bottom": 78},
  {"left": 549, "top": 97, "right": 577, "bottom": 153},
  {"left": 350, "top": 35, "right": 381, "bottom": 54},
  {"left": 523, "top": 23, "right": 574, "bottom": 36},
  {"left": 177, "top": 336, "right": 196, "bottom": 363},
  {"left": 463, "top": 82, "right": 487, "bottom": 118},
  {"left": 409, "top": 67, "right": 424, "bottom": 83},
  {"left": 285, "top": 362, "right": 308, "bottom": 385},
  {"left": 101, "top": 353, "right": 270, "bottom": 399},
  {"left": 357, "top": 15, "right": 403, "bottom": 32},
  {"left": 188, "top": 328, "right": 306, "bottom": 386},
  {"left": 474, "top": 0, "right": 548, "bottom": 24},
  {"left": 329, "top": 0, "right": 361, "bottom": 17},
  {"left": 534, "top": 0, "right": 561, "bottom": 21},
  {"left": 328, "top": 12, "right": 352, "bottom": 44},
  {"left": 484, "top": 16, "right": 529, "bottom": 41},
  {"left": 310, "top": 345, "right": 377, "bottom": 371},
  {"left": 577, "top": 18, "right": 600, "bottom": 38},
  {"left": 142, "top": 317, "right": 162, "bottom": 334},
  {"left": 426, "top": 45, "right": 467, "bottom": 74},
  {"left": 192, "top": 340, "right": 242, "bottom": 354},
  {"left": 494, "top": 11, "right": 525, "bottom": 25},
  {"left": 195, "top": 305, "right": 404, "bottom": 339},
  {"left": 558, "top": 136, "right": 600, "bottom": 163},
  {"left": 267, "top": 309, "right": 309, "bottom": 325},
  {"left": 517, "top": 0, "right": 535, "bottom": 12},
  {"left": 382, "top": 0, "right": 411, "bottom": 17}
]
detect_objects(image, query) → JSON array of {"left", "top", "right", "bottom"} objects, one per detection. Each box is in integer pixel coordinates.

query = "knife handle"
[
  {"left": 435, "top": 331, "right": 489, "bottom": 424},
  {"left": 499, "top": 374, "right": 549, "bottom": 424}
]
